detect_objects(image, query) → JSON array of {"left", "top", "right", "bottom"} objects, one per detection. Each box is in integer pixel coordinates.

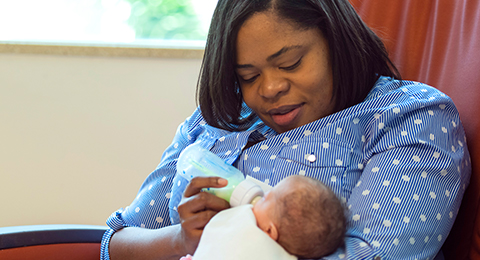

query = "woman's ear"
[{"left": 265, "top": 222, "right": 279, "bottom": 241}]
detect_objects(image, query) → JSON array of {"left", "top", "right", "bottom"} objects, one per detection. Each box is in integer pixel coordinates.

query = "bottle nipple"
[
  {"left": 230, "top": 180, "right": 264, "bottom": 207},
  {"left": 250, "top": 195, "right": 262, "bottom": 206}
]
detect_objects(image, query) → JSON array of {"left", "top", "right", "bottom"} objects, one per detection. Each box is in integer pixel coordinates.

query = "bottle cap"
[{"left": 230, "top": 180, "right": 264, "bottom": 207}]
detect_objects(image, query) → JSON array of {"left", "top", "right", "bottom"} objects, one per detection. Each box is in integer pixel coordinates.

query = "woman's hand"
[{"left": 177, "top": 177, "right": 230, "bottom": 254}]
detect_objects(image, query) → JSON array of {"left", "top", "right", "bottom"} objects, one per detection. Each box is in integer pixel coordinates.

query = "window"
[{"left": 0, "top": 0, "right": 218, "bottom": 48}]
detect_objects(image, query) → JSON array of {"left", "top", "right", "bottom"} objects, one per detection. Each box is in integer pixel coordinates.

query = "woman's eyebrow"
[
  {"left": 236, "top": 63, "right": 254, "bottom": 69},
  {"left": 236, "top": 45, "right": 303, "bottom": 69},
  {"left": 266, "top": 45, "right": 302, "bottom": 61}
]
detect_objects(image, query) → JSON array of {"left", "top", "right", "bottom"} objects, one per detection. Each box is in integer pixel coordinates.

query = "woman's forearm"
[{"left": 109, "top": 224, "right": 184, "bottom": 260}]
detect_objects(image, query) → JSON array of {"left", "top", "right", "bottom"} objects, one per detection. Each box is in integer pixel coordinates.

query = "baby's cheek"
[
  {"left": 252, "top": 208, "right": 264, "bottom": 227},
  {"left": 251, "top": 207, "right": 259, "bottom": 225}
]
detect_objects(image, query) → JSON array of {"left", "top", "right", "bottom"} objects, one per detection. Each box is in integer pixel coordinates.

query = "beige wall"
[{"left": 0, "top": 52, "right": 201, "bottom": 227}]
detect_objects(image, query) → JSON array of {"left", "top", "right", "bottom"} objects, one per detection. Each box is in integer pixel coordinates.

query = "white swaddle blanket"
[{"left": 192, "top": 204, "right": 297, "bottom": 260}]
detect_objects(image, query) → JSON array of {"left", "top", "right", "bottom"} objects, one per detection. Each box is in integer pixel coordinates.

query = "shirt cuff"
[
  {"left": 100, "top": 228, "right": 115, "bottom": 260},
  {"left": 101, "top": 209, "right": 127, "bottom": 260},
  {"left": 106, "top": 209, "right": 126, "bottom": 231}
]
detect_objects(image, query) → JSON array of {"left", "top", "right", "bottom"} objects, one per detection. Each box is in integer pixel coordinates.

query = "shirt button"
[
  {"left": 307, "top": 154, "right": 317, "bottom": 162},
  {"left": 374, "top": 256, "right": 381, "bottom": 260}
]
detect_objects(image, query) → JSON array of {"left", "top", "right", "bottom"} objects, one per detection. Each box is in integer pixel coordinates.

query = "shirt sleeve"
[
  {"left": 100, "top": 108, "right": 204, "bottom": 260},
  {"left": 325, "top": 89, "right": 471, "bottom": 259}
]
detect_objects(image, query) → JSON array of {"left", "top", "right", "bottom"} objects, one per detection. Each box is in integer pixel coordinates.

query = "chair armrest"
[{"left": 0, "top": 224, "right": 108, "bottom": 249}]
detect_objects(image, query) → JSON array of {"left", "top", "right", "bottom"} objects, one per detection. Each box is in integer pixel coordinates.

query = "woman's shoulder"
[
  {"left": 182, "top": 107, "right": 228, "bottom": 135},
  {"left": 181, "top": 107, "right": 267, "bottom": 143},
  {"left": 367, "top": 76, "right": 453, "bottom": 103},
  {"left": 357, "top": 76, "right": 459, "bottom": 121}
]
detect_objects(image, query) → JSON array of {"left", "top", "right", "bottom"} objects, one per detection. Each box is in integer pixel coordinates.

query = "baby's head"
[{"left": 252, "top": 175, "right": 345, "bottom": 258}]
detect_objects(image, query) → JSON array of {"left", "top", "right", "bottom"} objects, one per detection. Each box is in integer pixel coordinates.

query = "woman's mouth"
[{"left": 268, "top": 104, "right": 303, "bottom": 127}]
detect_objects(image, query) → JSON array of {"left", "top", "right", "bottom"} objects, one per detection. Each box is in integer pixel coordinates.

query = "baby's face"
[{"left": 252, "top": 176, "right": 298, "bottom": 234}]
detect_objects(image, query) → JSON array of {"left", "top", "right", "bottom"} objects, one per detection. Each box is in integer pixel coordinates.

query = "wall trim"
[{"left": 0, "top": 41, "right": 205, "bottom": 59}]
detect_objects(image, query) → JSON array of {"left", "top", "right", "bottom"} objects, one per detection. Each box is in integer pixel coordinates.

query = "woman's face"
[{"left": 236, "top": 12, "right": 335, "bottom": 133}]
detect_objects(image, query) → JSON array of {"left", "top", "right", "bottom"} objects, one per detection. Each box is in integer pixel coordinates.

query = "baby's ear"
[{"left": 266, "top": 222, "right": 279, "bottom": 241}]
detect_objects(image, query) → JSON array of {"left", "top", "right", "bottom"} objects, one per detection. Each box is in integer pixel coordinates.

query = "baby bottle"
[{"left": 177, "top": 143, "right": 264, "bottom": 207}]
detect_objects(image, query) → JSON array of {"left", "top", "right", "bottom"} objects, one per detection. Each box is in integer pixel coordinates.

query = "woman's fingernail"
[{"left": 218, "top": 178, "right": 228, "bottom": 186}]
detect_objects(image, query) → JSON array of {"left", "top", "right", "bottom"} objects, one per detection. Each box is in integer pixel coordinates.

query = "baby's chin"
[{"left": 251, "top": 207, "right": 260, "bottom": 225}]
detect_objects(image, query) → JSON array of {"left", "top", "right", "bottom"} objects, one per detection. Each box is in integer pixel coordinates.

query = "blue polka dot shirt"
[{"left": 101, "top": 77, "right": 471, "bottom": 260}]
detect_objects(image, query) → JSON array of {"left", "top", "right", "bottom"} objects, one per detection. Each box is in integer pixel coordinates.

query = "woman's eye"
[
  {"left": 242, "top": 75, "right": 259, "bottom": 83},
  {"left": 280, "top": 57, "right": 303, "bottom": 71}
]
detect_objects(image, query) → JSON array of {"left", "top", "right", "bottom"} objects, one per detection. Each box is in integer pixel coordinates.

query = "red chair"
[
  {"left": 349, "top": 0, "right": 480, "bottom": 259},
  {"left": 0, "top": 225, "right": 107, "bottom": 260}
]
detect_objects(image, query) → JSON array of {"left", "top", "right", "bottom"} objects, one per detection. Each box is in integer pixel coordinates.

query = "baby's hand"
[{"left": 179, "top": 254, "right": 193, "bottom": 260}]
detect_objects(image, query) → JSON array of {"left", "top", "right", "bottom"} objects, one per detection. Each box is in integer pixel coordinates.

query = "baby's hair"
[{"left": 276, "top": 176, "right": 346, "bottom": 258}]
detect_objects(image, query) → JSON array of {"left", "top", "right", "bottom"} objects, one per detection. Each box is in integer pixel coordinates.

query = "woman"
[{"left": 101, "top": 0, "right": 471, "bottom": 259}]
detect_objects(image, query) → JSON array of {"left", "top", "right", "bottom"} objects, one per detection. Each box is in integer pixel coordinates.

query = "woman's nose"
[{"left": 258, "top": 73, "right": 289, "bottom": 99}]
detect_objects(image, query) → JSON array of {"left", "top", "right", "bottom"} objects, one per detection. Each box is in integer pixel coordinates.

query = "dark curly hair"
[{"left": 275, "top": 176, "right": 346, "bottom": 258}]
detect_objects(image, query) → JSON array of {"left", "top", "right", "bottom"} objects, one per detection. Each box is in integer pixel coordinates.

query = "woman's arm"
[
  {"left": 109, "top": 224, "right": 183, "bottom": 260},
  {"left": 101, "top": 108, "right": 230, "bottom": 259},
  {"left": 337, "top": 94, "right": 471, "bottom": 259}
]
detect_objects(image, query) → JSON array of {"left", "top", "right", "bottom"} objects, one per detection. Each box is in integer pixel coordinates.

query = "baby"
[
  {"left": 253, "top": 175, "right": 346, "bottom": 258},
  {"left": 183, "top": 175, "right": 346, "bottom": 259}
]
